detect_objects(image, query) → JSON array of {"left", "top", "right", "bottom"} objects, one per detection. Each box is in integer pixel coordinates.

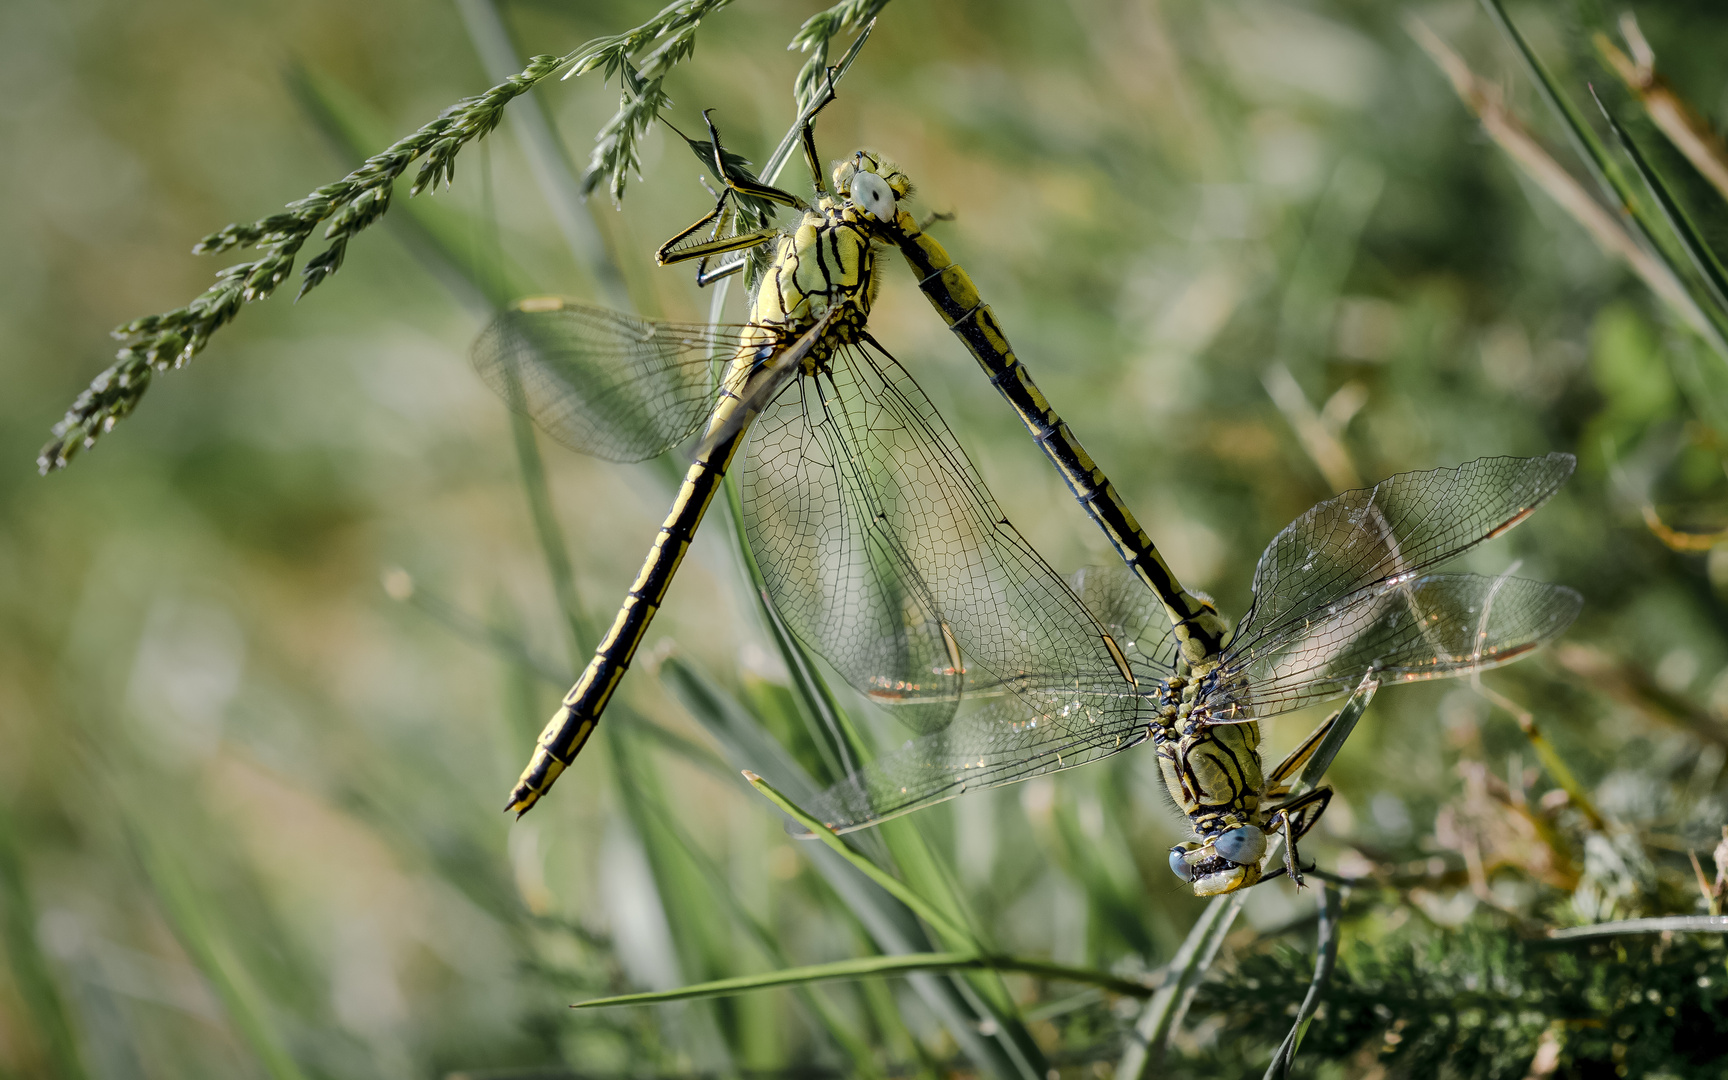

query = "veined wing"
[
  {"left": 810, "top": 693, "right": 1154, "bottom": 833},
  {"left": 743, "top": 342, "right": 1145, "bottom": 830},
  {"left": 1231, "top": 454, "right": 1574, "bottom": 655},
  {"left": 1070, "top": 564, "right": 1179, "bottom": 686},
  {"left": 844, "top": 565, "right": 1178, "bottom": 707},
  {"left": 1202, "top": 573, "right": 1580, "bottom": 723},
  {"left": 471, "top": 298, "right": 744, "bottom": 463}
]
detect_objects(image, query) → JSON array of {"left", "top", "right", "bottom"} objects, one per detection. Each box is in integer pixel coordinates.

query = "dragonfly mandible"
[
  {"left": 806, "top": 454, "right": 1581, "bottom": 895},
  {"left": 480, "top": 103, "right": 1222, "bottom": 815}
]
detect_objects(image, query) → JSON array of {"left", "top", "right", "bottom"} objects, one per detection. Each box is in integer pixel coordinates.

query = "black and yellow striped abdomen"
[
  {"left": 884, "top": 213, "right": 1228, "bottom": 665},
  {"left": 505, "top": 205, "right": 881, "bottom": 815}
]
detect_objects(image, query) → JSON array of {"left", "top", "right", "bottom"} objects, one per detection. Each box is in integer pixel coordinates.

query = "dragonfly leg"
[
  {"left": 702, "top": 109, "right": 808, "bottom": 211},
  {"left": 800, "top": 112, "right": 825, "bottom": 195},
  {"left": 1265, "top": 786, "right": 1333, "bottom": 889},
  {"left": 799, "top": 63, "right": 848, "bottom": 193},
  {"left": 693, "top": 257, "right": 748, "bottom": 287}
]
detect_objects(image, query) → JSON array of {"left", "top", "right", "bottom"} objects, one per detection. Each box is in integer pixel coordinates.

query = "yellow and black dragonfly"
[
  {"left": 477, "top": 101, "right": 1576, "bottom": 898},
  {"left": 807, "top": 454, "right": 1581, "bottom": 895},
  {"left": 478, "top": 99, "right": 1222, "bottom": 815}
]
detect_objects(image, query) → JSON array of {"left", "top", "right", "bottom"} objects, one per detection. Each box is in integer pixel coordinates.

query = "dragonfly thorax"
[
  {"left": 1151, "top": 663, "right": 1270, "bottom": 895},
  {"left": 748, "top": 200, "right": 886, "bottom": 346}
]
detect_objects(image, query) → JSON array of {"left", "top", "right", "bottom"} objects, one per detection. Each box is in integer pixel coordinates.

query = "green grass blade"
[
  {"left": 604, "top": 731, "right": 739, "bottom": 1067},
  {"left": 0, "top": 802, "right": 89, "bottom": 1080},
  {"left": 1475, "top": 0, "right": 1728, "bottom": 360},
  {"left": 1477, "top": 0, "right": 1621, "bottom": 199},
  {"left": 1543, "top": 915, "right": 1728, "bottom": 943},
  {"left": 1262, "top": 885, "right": 1342, "bottom": 1080},
  {"left": 1591, "top": 87, "right": 1728, "bottom": 326},
  {"left": 453, "top": 0, "right": 631, "bottom": 308},
  {"left": 721, "top": 472, "right": 1039, "bottom": 1068},
  {"left": 574, "top": 949, "right": 1160, "bottom": 1008},
  {"left": 630, "top": 798, "right": 885, "bottom": 1078},
  {"left": 750, "top": 778, "right": 1044, "bottom": 1072},
  {"left": 721, "top": 480, "right": 865, "bottom": 786},
  {"left": 507, "top": 406, "right": 595, "bottom": 665},
  {"left": 662, "top": 659, "right": 1038, "bottom": 1078},
  {"left": 746, "top": 773, "right": 971, "bottom": 946},
  {"left": 1298, "top": 675, "right": 1379, "bottom": 791},
  {"left": 1117, "top": 893, "right": 1246, "bottom": 1079},
  {"left": 129, "top": 828, "right": 310, "bottom": 1080}
]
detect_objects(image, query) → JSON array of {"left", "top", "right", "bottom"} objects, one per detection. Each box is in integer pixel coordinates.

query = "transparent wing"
[
  {"left": 1232, "top": 454, "right": 1574, "bottom": 654},
  {"left": 471, "top": 298, "right": 742, "bottom": 463},
  {"left": 845, "top": 565, "right": 1179, "bottom": 707},
  {"left": 743, "top": 343, "right": 1146, "bottom": 830},
  {"left": 808, "top": 694, "right": 1153, "bottom": 833},
  {"left": 1070, "top": 563, "right": 1179, "bottom": 685},
  {"left": 1203, "top": 573, "right": 1581, "bottom": 723}
]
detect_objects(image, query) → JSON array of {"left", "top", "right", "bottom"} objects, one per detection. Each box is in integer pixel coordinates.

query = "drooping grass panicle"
[
  {"left": 567, "top": 0, "right": 741, "bottom": 204},
  {"left": 574, "top": 0, "right": 889, "bottom": 203},
  {"left": 789, "top": 0, "right": 891, "bottom": 112},
  {"left": 38, "top": 52, "right": 568, "bottom": 475}
]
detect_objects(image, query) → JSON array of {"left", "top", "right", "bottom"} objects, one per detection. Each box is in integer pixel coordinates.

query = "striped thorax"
[{"left": 1153, "top": 670, "right": 1272, "bottom": 896}]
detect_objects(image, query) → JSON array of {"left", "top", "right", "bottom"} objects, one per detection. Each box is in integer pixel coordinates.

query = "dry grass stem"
[
  {"left": 1407, "top": 16, "right": 1707, "bottom": 338},
  {"left": 1596, "top": 16, "right": 1728, "bottom": 204}
]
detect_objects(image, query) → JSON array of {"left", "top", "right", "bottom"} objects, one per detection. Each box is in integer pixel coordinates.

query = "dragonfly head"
[
  {"left": 835, "top": 151, "right": 913, "bottom": 223},
  {"left": 1169, "top": 824, "right": 1269, "bottom": 895}
]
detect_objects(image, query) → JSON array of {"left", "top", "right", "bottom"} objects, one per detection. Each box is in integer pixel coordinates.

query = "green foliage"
[{"left": 1196, "top": 918, "right": 1728, "bottom": 1079}]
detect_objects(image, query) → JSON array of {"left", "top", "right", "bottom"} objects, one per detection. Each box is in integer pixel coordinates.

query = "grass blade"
[
  {"left": 574, "top": 950, "right": 1161, "bottom": 1008},
  {"left": 1590, "top": 86, "right": 1728, "bottom": 327},
  {"left": 663, "top": 659, "right": 1039, "bottom": 1078},
  {"left": 129, "top": 828, "right": 310, "bottom": 1080},
  {"left": 1406, "top": 15, "right": 1728, "bottom": 358},
  {"left": 721, "top": 480, "right": 863, "bottom": 787},
  {"left": 629, "top": 798, "right": 886, "bottom": 1077},
  {"left": 604, "top": 732, "right": 739, "bottom": 1067},
  {"left": 1543, "top": 915, "right": 1728, "bottom": 943},
  {"left": 1117, "top": 892, "right": 1246, "bottom": 1079},
  {"left": 745, "top": 772, "right": 970, "bottom": 946},
  {"left": 1262, "top": 885, "right": 1342, "bottom": 1080},
  {"left": 0, "top": 802, "right": 89, "bottom": 1080},
  {"left": 1595, "top": 18, "right": 1728, "bottom": 204},
  {"left": 453, "top": 0, "right": 630, "bottom": 309}
]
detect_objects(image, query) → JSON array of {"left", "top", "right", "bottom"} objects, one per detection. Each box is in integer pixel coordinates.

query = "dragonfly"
[
  {"left": 806, "top": 453, "right": 1581, "bottom": 894},
  {"left": 479, "top": 98, "right": 1224, "bottom": 816}
]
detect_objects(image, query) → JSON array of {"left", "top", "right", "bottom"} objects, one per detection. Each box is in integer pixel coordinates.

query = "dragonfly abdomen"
[
  {"left": 884, "top": 214, "right": 1228, "bottom": 663},
  {"left": 505, "top": 201, "right": 888, "bottom": 816}
]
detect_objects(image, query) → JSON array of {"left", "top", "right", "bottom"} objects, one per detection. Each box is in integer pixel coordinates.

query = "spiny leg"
[
  {"left": 799, "top": 63, "right": 848, "bottom": 194},
  {"left": 658, "top": 110, "right": 804, "bottom": 270},
  {"left": 1266, "top": 787, "right": 1333, "bottom": 888}
]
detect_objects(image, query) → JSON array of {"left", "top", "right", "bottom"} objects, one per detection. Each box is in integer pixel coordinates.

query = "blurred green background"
[{"left": 6, "top": 0, "right": 1728, "bottom": 1075}]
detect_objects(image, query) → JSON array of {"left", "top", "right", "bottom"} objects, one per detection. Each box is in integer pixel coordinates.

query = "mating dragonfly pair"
[{"left": 477, "top": 101, "right": 1579, "bottom": 896}]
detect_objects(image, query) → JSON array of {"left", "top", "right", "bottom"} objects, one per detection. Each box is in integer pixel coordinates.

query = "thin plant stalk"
[
  {"left": 1406, "top": 16, "right": 1724, "bottom": 356},
  {"left": 1595, "top": 16, "right": 1728, "bottom": 205}
]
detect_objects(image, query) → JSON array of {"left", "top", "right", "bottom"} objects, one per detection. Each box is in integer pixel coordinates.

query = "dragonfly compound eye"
[
  {"left": 848, "top": 170, "right": 897, "bottom": 222},
  {"left": 1215, "top": 825, "right": 1267, "bottom": 865},
  {"left": 1167, "top": 842, "right": 1201, "bottom": 882}
]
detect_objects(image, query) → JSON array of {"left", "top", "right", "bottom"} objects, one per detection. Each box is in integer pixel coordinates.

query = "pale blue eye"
[
  {"left": 1215, "top": 826, "right": 1266, "bottom": 865},
  {"left": 1168, "top": 845, "right": 1196, "bottom": 881},
  {"left": 848, "top": 172, "right": 896, "bottom": 222}
]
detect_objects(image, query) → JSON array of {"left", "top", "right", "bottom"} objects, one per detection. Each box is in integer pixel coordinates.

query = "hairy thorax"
[
  {"left": 1153, "top": 673, "right": 1266, "bottom": 840},
  {"left": 744, "top": 200, "right": 883, "bottom": 367}
]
